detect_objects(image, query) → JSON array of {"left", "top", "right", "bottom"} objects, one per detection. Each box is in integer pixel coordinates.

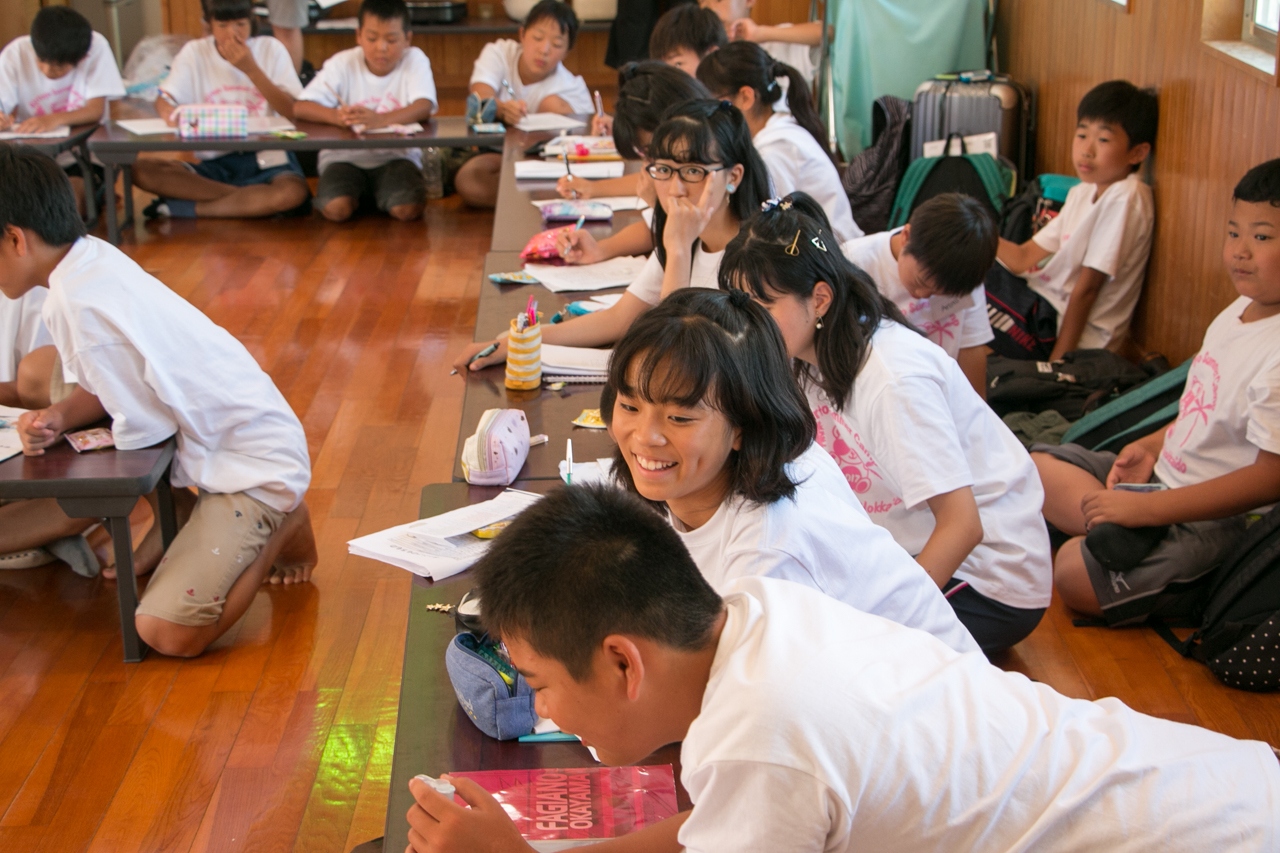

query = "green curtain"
[{"left": 831, "top": 0, "right": 988, "bottom": 154}]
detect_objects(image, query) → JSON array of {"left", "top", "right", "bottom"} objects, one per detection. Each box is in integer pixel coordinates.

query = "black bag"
[
  {"left": 986, "top": 349, "right": 1149, "bottom": 420},
  {"left": 841, "top": 95, "right": 912, "bottom": 235},
  {"left": 1152, "top": 505, "right": 1280, "bottom": 692},
  {"left": 983, "top": 263, "right": 1058, "bottom": 360},
  {"left": 1059, "top": 356, "right": 1188, "bottom": 452}
]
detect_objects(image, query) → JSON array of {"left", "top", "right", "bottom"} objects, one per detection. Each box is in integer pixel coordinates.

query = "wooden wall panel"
[{"left": 999, "top": 0, "right": 1280, "bottom": 362}]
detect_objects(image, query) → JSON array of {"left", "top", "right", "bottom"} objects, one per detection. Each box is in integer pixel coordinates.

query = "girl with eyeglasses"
[
  {"left": 697, "top": 41, "right": 863, "bottom": 243},
  {"left": 600, "top": 287, "right": 978, "bottom": 654},
  {"left": 552, "top": 62, "right": 710, "bottom": 264},
  {"left": 722, "top": 193, "right": 1052, "bottom": 657},
  {"left": 452, "top": 98, "right": 770, "bottom": 373}
]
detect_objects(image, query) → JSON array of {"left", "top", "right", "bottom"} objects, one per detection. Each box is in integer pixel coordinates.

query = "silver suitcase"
[{"left": 910, "top": 75, "right": 1033, "bottom": 179}]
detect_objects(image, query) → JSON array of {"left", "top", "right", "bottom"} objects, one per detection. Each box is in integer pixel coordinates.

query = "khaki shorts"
[{"left": 137, "top": 491, "right": 285, "bottom": 627}]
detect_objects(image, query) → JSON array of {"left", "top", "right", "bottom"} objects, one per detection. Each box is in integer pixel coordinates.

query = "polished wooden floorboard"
[{"left": 0, "top": 197, "right": 1276, "bottom": 852}]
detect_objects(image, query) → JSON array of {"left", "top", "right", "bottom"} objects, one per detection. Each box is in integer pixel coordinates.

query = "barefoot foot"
[{"left": 266, "top": 501, "right": 318, "bottom": 586}]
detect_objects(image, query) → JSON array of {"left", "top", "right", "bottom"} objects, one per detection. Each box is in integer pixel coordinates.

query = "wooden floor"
[{"left": 1, "top": 197, "right": 1277, "bottom": 852}]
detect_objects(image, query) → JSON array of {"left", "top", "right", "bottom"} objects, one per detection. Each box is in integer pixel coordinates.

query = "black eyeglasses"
[{"left": 645, "top": 162, "right": 727, "bottom": 184}]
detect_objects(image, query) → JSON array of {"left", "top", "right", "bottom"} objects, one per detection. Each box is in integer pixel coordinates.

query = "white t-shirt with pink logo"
[
  {"left": 299, "top": 45, "right": 438, "bottom": 172},
  {"left": 841, "top": 229, "right": 993, "bottom": 360},
  {"left": 1154, "top": 296, "right": 1280, "bottom": 512},
  {"left": 803, "top": 320, "right": 1052, "bottom": 609},
  {"left": 160, "top": 36, "right": 301, "bottom": 160},
  {"left": 0, "top": 32, "right": 125, "bottom": 165},
  {"left": 1029, "top": 172, "right": 1154, "bottom": 350}
]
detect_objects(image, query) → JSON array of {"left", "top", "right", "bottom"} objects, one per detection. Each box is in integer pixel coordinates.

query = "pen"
[
  {"left": 566, "top": 439, "right": 573, "bottom": 485},
  {"left": 449, "top": 341, "right": 499, "bottom": 375},
  {"left": 500, "top": 78, "right": 517, "bottom": 99},
  {"left": 593, "top": 89, "right": 604, "bottom": 119},
  {"left": 525, "top": 294, "right": 536, "bottom": 327},
  {"left": 563, "top": 149, "right": 579, "bottom": 198},
  {"left": 559, "top": 215, "right": 585, "bottom": 259}
]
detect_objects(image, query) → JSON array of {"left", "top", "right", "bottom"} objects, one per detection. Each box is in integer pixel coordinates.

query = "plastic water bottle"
[{"left": 423, "top": 147, "right": 444, "bottom": 200}]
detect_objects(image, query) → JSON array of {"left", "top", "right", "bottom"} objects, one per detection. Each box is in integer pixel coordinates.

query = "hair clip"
[
  {"left": 760, "top": 197, "right": 782, "bottom": 212},
  {"left": 810, "top": 235, "right": 827, "bottom": 252},
  {"left": 785, "top": 229, "right": 802, "bottom": 256}
]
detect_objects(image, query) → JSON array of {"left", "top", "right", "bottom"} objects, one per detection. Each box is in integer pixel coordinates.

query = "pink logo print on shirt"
[
  {"left": 29, "top": 85, "right": 84, "bottom": 117},
  {"left": 920, "top": 313, "right": 960, "bottom": 345},
  {"left": 356, "top": 94, "right": 404, "bottom": 113},
  {"left": 1162, "top": 351, "right": 1220, "bottom": 473},
  {"left": 813, "top": 405, "right": 882, "bottom": 495},
  {"left": 206, "top": 85, "right": 267, "bottom": 115}
]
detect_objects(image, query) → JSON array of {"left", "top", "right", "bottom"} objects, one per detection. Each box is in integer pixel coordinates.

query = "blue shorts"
[{"left": 191, "top": 151, "right": 305, "bottom": 187}]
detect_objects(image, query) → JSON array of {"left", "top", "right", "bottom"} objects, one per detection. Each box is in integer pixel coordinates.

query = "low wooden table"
[
  {"left": 0, "top": 438, "right": 178, "bottom": 662},
  {"left": 379, "top": 482, "right": 690, "bottom": 852},
  {"left": 88, "top": 104, "right": 497, "bottom": 244},
  {"left": 7, "top": 123, "right": 102, "bottom": 225}
]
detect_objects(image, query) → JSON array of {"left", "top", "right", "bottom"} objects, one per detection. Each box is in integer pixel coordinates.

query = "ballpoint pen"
[
  {"left": 450, "top": 341, "right": 500, "bottom": 375},
  {"left": 566, "top": 439, "right": 573, "bottom": 485}
]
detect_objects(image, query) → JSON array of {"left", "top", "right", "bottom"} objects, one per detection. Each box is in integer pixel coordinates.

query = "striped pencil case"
[{"left": 174, "top": 104, "right": 248, "bottom": 139}]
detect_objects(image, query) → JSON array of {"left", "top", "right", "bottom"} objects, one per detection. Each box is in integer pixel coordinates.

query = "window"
[{"left": 1244, "top": 0, "right": 1280, "bottom": 52}]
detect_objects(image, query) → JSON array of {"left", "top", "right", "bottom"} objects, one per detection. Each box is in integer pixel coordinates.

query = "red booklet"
[{"left": 450, "top": 765, "right": 679, "bottom": 847}]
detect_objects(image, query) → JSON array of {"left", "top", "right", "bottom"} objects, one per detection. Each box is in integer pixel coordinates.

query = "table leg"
[
  {"left": 78, "top": 146, "right": 98, "bottom": 228},
  {"left": 122, "top": 164, "right": 134, "bottom": 228},
  {"left": 103, "top": 160, "right": 119, "bottom": 245},
  {"left": 107, "top": 515, "right": 148, "bottom": 663},
  {"left": 156, "top": 464, "right": 178, "bottom": 549}
]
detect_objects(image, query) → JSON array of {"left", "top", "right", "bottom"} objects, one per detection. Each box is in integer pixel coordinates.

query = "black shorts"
[
  {"left": 315, "top": 159, "right": 425, "bottom": 213},
  {"left": 1032, "top": 442, "right": 1248, "bottom": 625},
  {"left": 942, "top": 578, "right": 1045, "bottom": 657}
]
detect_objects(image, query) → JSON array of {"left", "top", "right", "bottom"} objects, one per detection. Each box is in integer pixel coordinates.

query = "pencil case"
[
  {"left": 174, "top": 104, "right": 248, "bottom": 139},
  {"left": 461, "top": 408, "right": 530, "bottom": 486},
  {"left": 539, "top": 201, "right": 613, "bottom": 222},
  {"left": 519, "top": 225, "right": 574, "bottom": 262},
  {"left": 505, "top": 316, "right": 542, "bottom": 391},
  {"left": 445, "top": 632, "right": 536, "bottom": 740}
]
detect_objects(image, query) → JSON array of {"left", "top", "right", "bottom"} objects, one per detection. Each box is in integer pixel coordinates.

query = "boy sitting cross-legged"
[
  {"left": 994, "top": 80, "right": 1157, "bottom": 360},
  {"left": 1034, "top": 159, "right": 1280, "bottom": 626},
  {"left": 295, "top": 0, "right": 438, "bottom": 223},
  {"left": 0, "top": 144, "right": 317, "bottom": 658},
  {"left": 133, "top": 0, "right": 310, "bottom": 220},
  {"left": 404, "top": 483, "right": 1280, "bottom": 853}
]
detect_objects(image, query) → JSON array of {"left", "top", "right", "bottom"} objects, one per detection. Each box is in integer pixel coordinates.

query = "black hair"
[
  {"left": 473, "top": 483, "right": 724, "bottom": 681},
  {"left": 613, "top": 61, "right": 711, "bottom": 160},
  {"left": 720, "top": 192, "right": 911, "bottom": 412},
  {"left": 523, "top": 0, "right": 579, "bottom": 50},
  {"left": 901, "top": 193, "right": 998, "bottom": 297},
  {"left": 602, "top": 288, "right": 815, "bottom": 509},
  {"left": 202, "top": 0, "right": 254, "bottom": 22},
  {"left": 1077, "top": 80, "right": 1158, "bottom": 169},
  {"left": 646, "top": 99, "right": 770, "bottom": 268},
  {"left": 695, "top": 41, "right": 832, "bottom": 166},
  {"left": 359, "top": 0, "right": 410, "bottom": 31},
  {"left": 0, "top": 144, "right": 87, "bottom": 247},
  {"left": 648, "top": 4, "right": 727, "bottom": 61},
  {"left": 1233, "top": 159, "right": 1280, "bottom": 208},
  {"left": 30, "top": 7, "right": 94, "bottom": 67}
]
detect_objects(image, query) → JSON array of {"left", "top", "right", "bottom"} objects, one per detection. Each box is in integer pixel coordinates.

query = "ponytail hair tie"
[{"left": 727, "top": 288, "right": 752, "bottom": 309}]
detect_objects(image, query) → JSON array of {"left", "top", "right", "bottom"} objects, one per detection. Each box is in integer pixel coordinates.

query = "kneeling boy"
[
  {"left": 133, "top": 0, "right": 309, "bottom": 219},
  {"left": 407, "top": 484, "right": 1279, "bottom": 852},
  {"left": 1035, "top": 159, "right": 1280, "bottom": 625},
  {"left": 295, "top": 0, "right": 437, "bottom": 223},
  {"left": 842, "top": 192, "right": 998, "bottom": 396},
  {"left": 0, "top": 144, "right": 316, "bottom": 658}
]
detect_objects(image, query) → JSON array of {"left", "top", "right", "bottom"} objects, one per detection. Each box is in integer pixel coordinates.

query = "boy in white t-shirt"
[
  {"left": 454, "top": 0, "right": 592, "bottom": 208},
  {"left": 404, "top": 484, "right": 1280, "bottom": 853},
  {"left": 699, "top": 0, "right": 820, "bottom": 84},
  {"left": 996, "top": 80, "right": 1157, "bottom": 360},
  {"left": 0, "top": 7, "right": 125, "bottom": 215},
  {"left": 0, "top": 144, "right": 317, "bottom": 658},
  {"left": 842, "top": 193, "right": 998, "bottom": 397},
  {"left": 296, "top": 0, "right": 438, "bottom": 222},
  {"left": 1034, "top": 159, "right": 1280, "bottom": 626},
  {"left": 132, "top": 0, "right": 310, "bottom": 220}
]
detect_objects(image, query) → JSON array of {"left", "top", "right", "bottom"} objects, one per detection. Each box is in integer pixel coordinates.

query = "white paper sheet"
[
  {"left": 0, "top": 405, "right": 30, "bottom": 463},
  {"left": 515, "top": 114, "right": 587, "bottom": 132},
  {"left": 514, "top": 160, "right": 625, "bottom": 180},
  {"left": 523, "top": 255, "right": 647, "bottom": 292},
  {"left": 115, "top": 116, "right": 295, "bottom": 136},
  {"left": 540, "top": 344, "right": 611, "bottom": 375},
  {"left": 314, "top": 16, "right": 358, "bottom": 29},
  {"left": 532, "top": 196, "right": 646, "bottom": 212},
  {"left": 407, "top": 489, "right": 541, "bottom": 543},
  {"left": 347, "top": 489, "right": 543, "bottom": 580},
  {"left": 0, "top": 125, "right": 70, "bottom": 140},
  {"left": 922, "top": 131, "right": 998, "bottom": 158},
  {"left": 559, "top": 457, "right": 614, "bottom": 486},
  {"left": 359, "top": 122, "right": 424, "bottom": 135}
]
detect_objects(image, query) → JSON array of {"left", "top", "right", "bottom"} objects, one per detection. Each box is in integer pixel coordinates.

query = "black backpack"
[
  {"left": 986, "top": 349, "right": 1150, "bottom": 420},
  {"left": 1152, "top": 505, "right": 1280, "bottom": 692},
  {"left": 841, "top": 95, "right": 912, "bottom": 235}
]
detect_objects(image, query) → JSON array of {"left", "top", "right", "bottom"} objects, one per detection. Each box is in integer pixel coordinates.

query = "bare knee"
[
  {"left": 15, "top": 345, "right": 55, "bottom": 409},
  {"left": 455, "top": 157, "right": 498, "bottom": 208},
  {"left": 321, "top": 196, "right": 357, "bottom": 222},
  {"left": 273, "top": 177, "right": 310, "bottom": 211},
  {"left": 135, "top": 614, "right": 212, "bottom": 658},
  {"left": 388, "top": 202, "right": 422, "bottom": 221},
  {"left": 1053, "top": 538, "right": 1102, "bottom": 615}
]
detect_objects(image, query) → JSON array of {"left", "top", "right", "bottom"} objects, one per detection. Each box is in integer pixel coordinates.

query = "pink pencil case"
[
  {"left": 65, "top": 428, "right": 115, "bottom": 453},
  {"left": 174, "top": 104, "right": 248, "bottom": 139}
]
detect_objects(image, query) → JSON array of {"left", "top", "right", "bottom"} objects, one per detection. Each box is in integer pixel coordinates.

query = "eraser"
[{"left": 414, "top": 774, "right": 456, "bottom": 797}]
